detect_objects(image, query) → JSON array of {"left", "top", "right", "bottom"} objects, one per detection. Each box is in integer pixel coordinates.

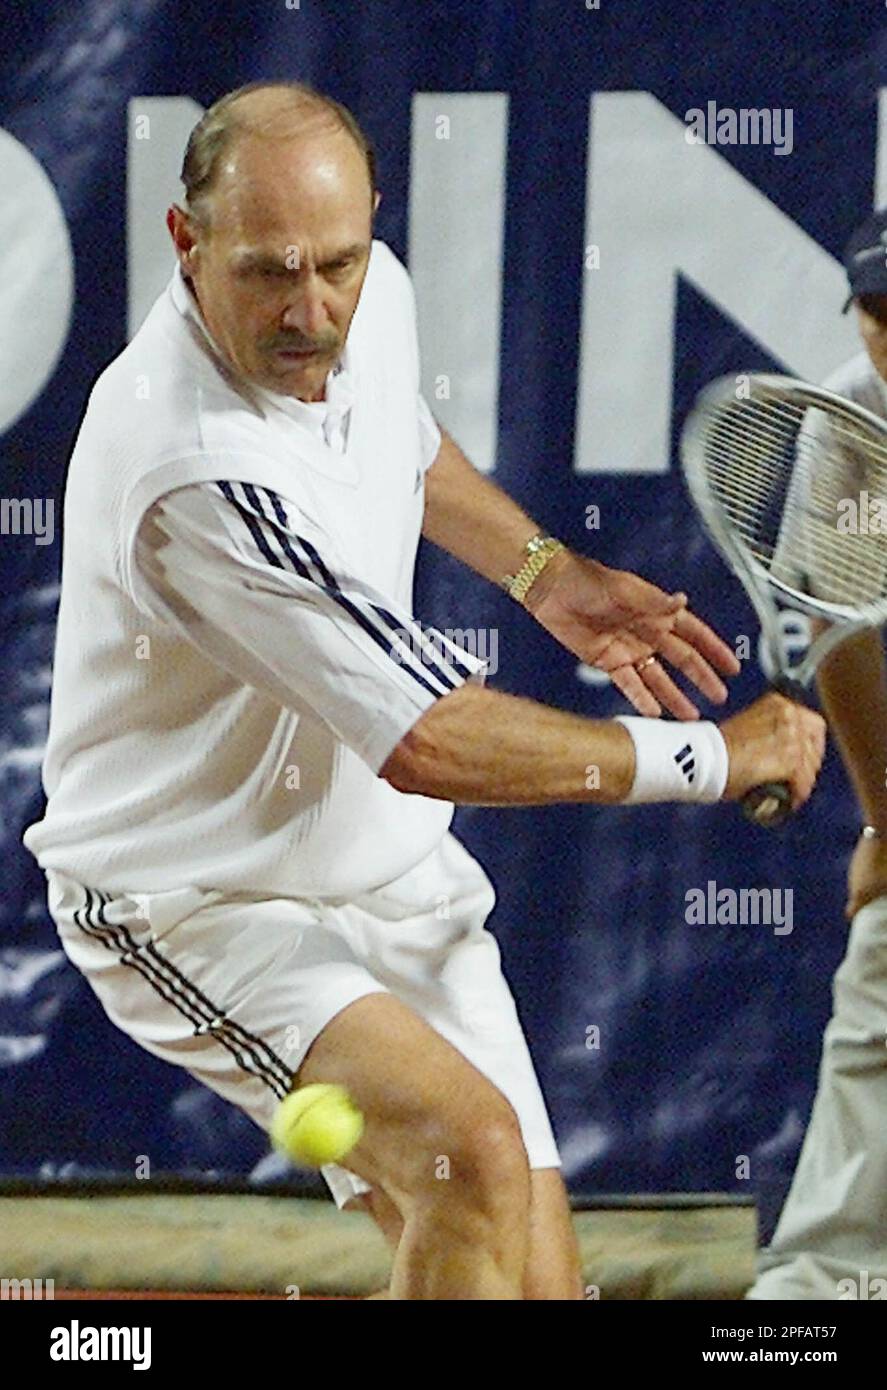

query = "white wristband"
[{"left": 614, "top": 717, "right": 729, "bottom": 804}]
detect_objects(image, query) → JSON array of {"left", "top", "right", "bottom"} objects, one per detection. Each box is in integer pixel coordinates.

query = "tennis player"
[
  {"left": 24, "top": 82, "right": 826, "bottom": 1300},
  {"left": 747, "top": 208, "right": 887, "bottom": 1301}
]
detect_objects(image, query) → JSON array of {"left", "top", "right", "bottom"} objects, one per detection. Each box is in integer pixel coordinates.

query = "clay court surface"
[{"left": 0, "top": 1190, "right": 756, "bottom": 1301}]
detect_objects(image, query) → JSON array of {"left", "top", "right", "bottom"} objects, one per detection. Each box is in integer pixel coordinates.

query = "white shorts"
[{"left": 45, "top": 831, "right": 561, "bottom": 1208}]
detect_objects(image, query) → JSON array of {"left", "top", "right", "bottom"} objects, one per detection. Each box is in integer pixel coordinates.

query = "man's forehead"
[
  {"left": 229, "top": 238, "right": 370, "bottom": 266},
  {"left": 214, "top": 175, "right": 352, "bottom": 222},
  {"left": 210, "top": 185, "right": 370, "bottom": 248},
  {"left": 209, "top": 172, "right": 370, "bottom": 240},
  {"left": 216, "top": 126, "right": 367, "bottom": 197}
]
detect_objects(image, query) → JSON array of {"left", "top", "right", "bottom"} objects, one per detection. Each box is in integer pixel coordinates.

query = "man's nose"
[{"left": 280, "top": 278, "right": 329, "bottom": 337}]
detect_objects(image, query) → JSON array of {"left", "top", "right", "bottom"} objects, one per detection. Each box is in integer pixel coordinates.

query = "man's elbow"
[
  {"left": 378, "top": 726, "right": 431, "bottom": 796},
  {"left": 379, "top": 703, "right": 456, "bottom": 797},
  {"left": 378, "top": 685, "right": 481, "bottom": 797}
]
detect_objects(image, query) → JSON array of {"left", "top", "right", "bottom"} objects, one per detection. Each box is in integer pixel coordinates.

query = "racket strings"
[
  {"left": 709, "top": 401, "right": 885, "bottom": 478},
  {"left": 713, "top": 459, "right": 887, "bottom": 600},
  {"left": 756, "top": 399, "right": 887, "bottom": 464},
  {"left": 698, "top": 391, "right": 887, "bottom": 608},
  {"left": 705, "top": 417, "right": 870, "bottom": 530},
  {"left": 726, "top": 395, "right": 887, "bottom": 460},
  {"left": 717, "top": 453, "right": 887, "bottom": 602}
]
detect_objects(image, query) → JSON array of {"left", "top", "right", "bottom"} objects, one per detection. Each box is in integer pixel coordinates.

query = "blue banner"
[{"left": 1, "top": 0, "right": 879, "bottom": 1236}]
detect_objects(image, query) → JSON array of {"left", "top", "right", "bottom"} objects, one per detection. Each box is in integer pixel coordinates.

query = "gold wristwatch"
[{"left": 501, "top": 534, "right": 566, "bottom": 606}]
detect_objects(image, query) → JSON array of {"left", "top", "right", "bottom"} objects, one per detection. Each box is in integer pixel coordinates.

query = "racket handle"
[
  {"left": 740, "top": 676, "right": 813, "bottom": 828},
  {"left": 769, "top": 674, "right": 813, "bottom": 705},
  {"left": 741, "top": 782, "right": 793, "bottom": 827}
]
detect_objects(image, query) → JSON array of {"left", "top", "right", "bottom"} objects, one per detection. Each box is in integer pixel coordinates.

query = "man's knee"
[
  {"left": 296, "top": 993, "right": 531, "bottom": 1221},
  {"left": 381, "top": 1089, "right": 531, "bottom": 1219}
]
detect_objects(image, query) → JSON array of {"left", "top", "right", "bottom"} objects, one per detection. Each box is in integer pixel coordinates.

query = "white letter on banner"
[
  {"left": 127, "top": 96, "right": 203, "bottom": 337},
  {"left": 575, "top": 92, "right": 858, "bottom": 473},
  {"left": 0, "top": 130, "right": 73, "bottom": 437},
  {"left": 408, "top": 93, "right": 508, "bottom": 473},
  {"left": 873, "top": 87, "right": 887, "bottom": 207}
]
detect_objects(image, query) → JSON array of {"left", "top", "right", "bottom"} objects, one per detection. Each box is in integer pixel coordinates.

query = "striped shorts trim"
[{"left": 71, "top": 884, "right": 294, "bottom": 1101}]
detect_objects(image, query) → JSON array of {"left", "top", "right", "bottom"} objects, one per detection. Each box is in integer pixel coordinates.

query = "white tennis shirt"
[
  {"left": 771, "top": 349, "right": 887, "bottom": 601},
  {"left": 24, "top": 240, "right": 488, "bottom": 898},
  {"left": 820, "top": 349, "right": 887, "bottom": 418}
]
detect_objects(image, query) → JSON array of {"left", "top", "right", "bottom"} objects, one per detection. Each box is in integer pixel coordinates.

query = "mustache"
[{"left": 265, "top": 335, "right": 338, "bottom": 354}]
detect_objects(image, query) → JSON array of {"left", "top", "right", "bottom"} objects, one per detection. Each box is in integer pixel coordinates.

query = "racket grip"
[
  {"left": 740, "top": 677, "right": 811, "bottom": 828},
  {"left": 770, "top": 674, "right": 814, "bottom": 706},
  {"left": 741, "top": 782, "right": 793, "bottom": 827}
]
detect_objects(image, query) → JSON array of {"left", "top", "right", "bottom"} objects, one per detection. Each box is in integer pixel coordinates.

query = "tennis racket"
[{"left": 680, "top": 371, "right": 887, "bottom": 827}]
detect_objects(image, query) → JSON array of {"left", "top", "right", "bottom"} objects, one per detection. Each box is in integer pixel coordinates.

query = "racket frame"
[{"left": 680, "top": 371, "right": 887, "bottom": 689}]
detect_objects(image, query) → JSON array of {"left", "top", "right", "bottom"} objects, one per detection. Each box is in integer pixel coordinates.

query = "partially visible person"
[{"left": 748, "top": 208, "right": 887, "bottom": 1301}]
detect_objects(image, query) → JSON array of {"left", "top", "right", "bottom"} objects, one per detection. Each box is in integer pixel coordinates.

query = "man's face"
[
  {"left": 855, "top": 295, "right": 887, "bottom": 383},
  {"left": 169, "top": 126, "right": 377, "bottom": 401}
]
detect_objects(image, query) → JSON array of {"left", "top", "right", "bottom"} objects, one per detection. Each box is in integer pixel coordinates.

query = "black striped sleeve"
[{"left": 133, "top": 480, "right": 490, "bottom": 773}]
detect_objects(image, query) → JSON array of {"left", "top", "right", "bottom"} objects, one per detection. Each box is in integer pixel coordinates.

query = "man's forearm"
[
  {"left": 378, "top": 679, "right": 823, "bottom": 811},
  {"left": 422, "top": 426, "right": 560, "bottom": 590},
  {"left": 381, "top": 683, "right": 635, "bottom": 805},
  {"left": 816, "top": 626, "right": 887, "bottom": 828}
]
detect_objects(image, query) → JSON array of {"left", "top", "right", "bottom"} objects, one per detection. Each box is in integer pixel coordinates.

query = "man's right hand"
[{"left": 720, "top": 691, "right": 827, "bottom": 812}]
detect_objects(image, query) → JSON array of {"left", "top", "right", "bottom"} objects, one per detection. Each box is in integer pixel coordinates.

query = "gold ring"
[{"left": 634, "top": 655, "right": 657, "bottom": 673}]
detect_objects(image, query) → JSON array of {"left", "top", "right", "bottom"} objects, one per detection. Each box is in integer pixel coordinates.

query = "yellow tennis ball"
[{"left": 271, "top": 1084, "right": 365, "bottom": 1167}]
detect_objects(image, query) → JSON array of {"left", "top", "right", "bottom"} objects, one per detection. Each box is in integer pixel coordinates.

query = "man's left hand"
[{"left": 524, "top": 549, "right": 741, "bottom": 719}]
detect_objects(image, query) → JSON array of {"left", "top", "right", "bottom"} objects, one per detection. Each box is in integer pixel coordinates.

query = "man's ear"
[{"left": 167, "top": 204, "right": 198, "bottom": 263}]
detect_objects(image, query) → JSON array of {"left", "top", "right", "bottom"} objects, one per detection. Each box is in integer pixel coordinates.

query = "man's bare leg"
[
  {"left": 522, "top": 1169, "right": 584, "bottom": 1300},
  {"left": 295, "top": 993, "right": 530, "bottom": 1299},
  {"left": 354, "top": 1165, "right": 582, "bottom": 1299}
]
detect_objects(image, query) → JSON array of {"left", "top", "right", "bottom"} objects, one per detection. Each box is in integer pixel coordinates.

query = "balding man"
[{"left": 24, "top": 81, "right": 825, "bottom": 1300}]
